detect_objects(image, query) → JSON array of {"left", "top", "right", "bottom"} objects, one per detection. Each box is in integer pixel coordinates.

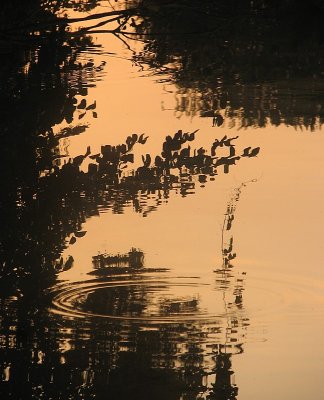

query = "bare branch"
[
  {"left": 76, "top": 15, "right": 122, "bottom": 34},
  {"left": 59, "top": 8, "right": 138, "bottom": 24},
  {"left": 113, "top": 32, "right": 134, "bottom": 53}
]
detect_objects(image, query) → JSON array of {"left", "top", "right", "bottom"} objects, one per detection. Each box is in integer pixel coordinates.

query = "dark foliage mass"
[
  {"left": 0, "top": 122, "right": 259, "bottom": 284},
  {"left": 0, "top": 2, "right": 103, "bottom": 291},
  {"left": 133, "top": 0, "right": 324, "bottom": 127},
  {"left": 2, "top": 0, "right": 324, "bottom": 128}
]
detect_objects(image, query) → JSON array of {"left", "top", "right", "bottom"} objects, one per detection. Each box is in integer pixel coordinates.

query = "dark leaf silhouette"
[
  {"left": 142, "top": 154, "right": 151, "bottom": 167},
  {"left": 184, "top": 130, "right": 197, "bottom": 141},
  {"left": 57, "top": 125, "right": 88, "bottom": 139},
  {"left": 242, "top": 147, "right": 252, "bottom": 157},
  {"left": 89, "top": 154, "right": 100, "bottom": 160},
  {"left": 138, "top": 133, "right": 149, "bottom": 144},
  {"left": 63, "top": 255, "right": 74, "bottom": 271},
  {"left": 249, "top": 147, "right": 260, "bottom": 157},
  {"left": 120, "top": 154, "right": 134, "bottom": 163},
  {"left": 75, "top": 231, "right": 87, "bottom": 238},
  {"left": 213, "top": 114, "right": 224, "bottom": 127},
  {"left": 242, "top": 146, "right": 260, "bottom": 157},
  {"left": 77, "top": 99, "right": 87, "bottom": 109},
  {"left": 86, "top": 101, "right": 96, "bottom": 110},
  {"left": 79, "top": 87, "right": 88, "bottom": 96}
]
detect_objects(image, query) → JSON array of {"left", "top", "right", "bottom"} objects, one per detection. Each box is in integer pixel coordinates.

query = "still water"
[{"left": 1, "top": 1, "right": 324, "bottom": 399}]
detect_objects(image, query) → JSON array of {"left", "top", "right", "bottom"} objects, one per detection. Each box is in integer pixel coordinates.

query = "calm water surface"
[{"left": 1, "top": 1, "right": 324, "bottom": 399}]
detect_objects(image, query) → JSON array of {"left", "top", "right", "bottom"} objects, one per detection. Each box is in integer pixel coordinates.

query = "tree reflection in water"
[
  {"left": 1, "top": 27, "right": 256, "bottom": 393},
  {"left": 0, "top": 172, "right": 252, "bottom": 399},
  {"left": 1, "top": 0, "right": 322, "bottom": 398},
  {"left": 0, "top": 125, "right": 259, "bottom": 279},
  {"left": 0, "top": 268, "right": 246, "bottom": 399},
  {"left": 132, "top": 0, "right": 324, "bottom": 128}
]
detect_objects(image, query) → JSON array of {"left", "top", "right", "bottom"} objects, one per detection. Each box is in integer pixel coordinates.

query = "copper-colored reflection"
[{"left": 1, "top": 2, "right": 324, "bottom": 400}]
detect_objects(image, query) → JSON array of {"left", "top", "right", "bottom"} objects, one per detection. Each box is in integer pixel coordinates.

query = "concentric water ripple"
[
  {"left": 49, "top": 273, "right": 277, "bottom": 324},
  {"left": 50, "top": 276, "right": 224, "bottom": 322},
  {"left": 49, "top": 270, "right": 324, "bottom": 326}
]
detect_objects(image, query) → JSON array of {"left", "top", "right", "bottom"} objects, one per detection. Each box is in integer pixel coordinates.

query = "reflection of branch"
[
  {"left": 121, "top": 32, "right": 149, "bottom": 43},
  {"left": 86, "top": 29, "right": 222, "bottom": 36},
  {"left": 58, "top": 9, "right": 138, "bottom": 24},
  {"left": 4, "top": 8, "right": 139, "bottom": 34},
  {"left": 47, "top": 131, "right": 259, "bottom": 221},
  {"left": 105, "top": 0, "right": 117, "bottom": 11},
  {"left": 68, "top": 16, "right": 134, "bottom": 37},
  {"left": 76, "top": 15, "right": 122, "bottom": 34},
  {"left": 221, "top": 210, "right": 226, "bottom": 259},
  {"left": 113, "top": 32, "right": 134, "bottom": 54},
  {"left": 68, "top": 28, "right": 116, "bottom": 36},
  {"left": 70, "top": 29, "right": 140, "bottom": 35},
  {"left": 221, "top": 179, "right": 258, "bottom": 270},
  {"left": 56, "top": 125, "right": 88, "bottom": 140}
]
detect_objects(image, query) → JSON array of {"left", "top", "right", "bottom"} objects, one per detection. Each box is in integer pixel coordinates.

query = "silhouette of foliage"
[
  {"left": 0, "top": 125, "right": 260, "bottom": 287},
  {"left": 132, "top": 0, "right": 324, "bottom": 128},
  {"left": 0, "top": 256, "right": 247, "bottom": 400},
  {"left": 2, "top": 1, "right": 324, "bottom": 129}
]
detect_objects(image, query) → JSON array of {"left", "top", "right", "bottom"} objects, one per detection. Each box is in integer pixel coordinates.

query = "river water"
[{"left": 1, "top": 2, "right": 324, "bottom": 399}]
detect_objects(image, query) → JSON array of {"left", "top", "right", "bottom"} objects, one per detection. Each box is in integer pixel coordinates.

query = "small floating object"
[{"left": 92, "top": 248, "right": 144, "bottom": 269}]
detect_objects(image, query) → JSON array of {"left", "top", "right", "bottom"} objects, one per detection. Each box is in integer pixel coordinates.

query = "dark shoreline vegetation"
[
  {"left": 2, "top": 0, "right": 324, "bottom": 126},
  {"left": 0, "top": 125, "right": 259, "bottom": 285}
]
